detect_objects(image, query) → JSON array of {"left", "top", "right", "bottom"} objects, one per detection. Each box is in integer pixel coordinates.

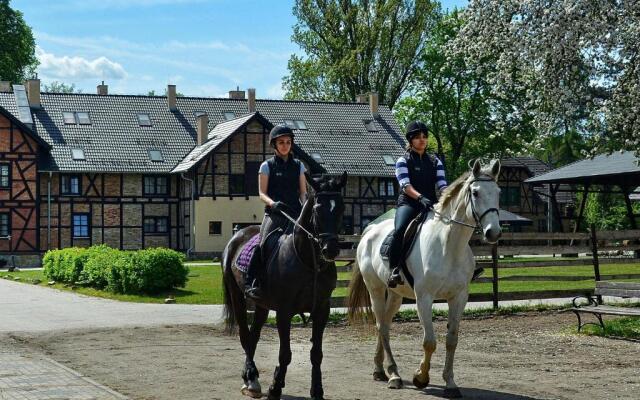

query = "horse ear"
[
  {"left": 490, "top": 159, "right": 501, "bottom": 180},
  {"left": 339, "top": 171, "right": 347, "bottom": 188},
  {"left": 305, "top": 172, "right": 320, "bottom": 192},
  {"left": 472, "top": 159, "right": 481, "bottom": 177},
  {"left": 467, "top": 159, "right": 475, "bottom": 170}
]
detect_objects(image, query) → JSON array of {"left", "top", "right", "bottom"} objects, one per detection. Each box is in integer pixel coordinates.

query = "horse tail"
[
  {"left": 222, "top": 264, "right": 237, "bottom": 335},
  {"left": 347, "top": 261, "right": 373, "bottom": 325}
]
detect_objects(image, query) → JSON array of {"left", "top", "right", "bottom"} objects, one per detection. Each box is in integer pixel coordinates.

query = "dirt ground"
[{"left": 10, "top": 311, "right": 640, "bottom": 400}]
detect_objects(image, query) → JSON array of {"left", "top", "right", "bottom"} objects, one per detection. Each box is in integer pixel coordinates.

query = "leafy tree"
[
  {"left": 283, "top": 0, "right": 439, "bottom": 107},
  {"left": 43, "top": 81, "right": 82, "bottom": 93},
  {"left": 395, "top": 10, "right": 536, "bottom": 177},
  {"left": 452, "top": 0, "right": 640, "bottom": 157},
  {"left": 147, "top": 88, "right": 184, "bottom": 97},
  {"left": 0, "top": 0, "right": 38, "bottom": 83}
]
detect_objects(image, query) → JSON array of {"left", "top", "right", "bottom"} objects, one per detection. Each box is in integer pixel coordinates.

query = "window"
[
  {"left": 209, "top": 221, "right": 222, "bottom": 235},
  {"left": 76, "top": 112, "right": 91, "bottom": 125},
  {"left": 137, "top": 113, "right": 152, "bottom": 127},
  {"left": 284, "top": 119, "right": 296, "bottom": 129},
  {"left": 229, "top": 174, "right": 245, "bottom": 195},
  {"left": 364, "top": 119, "right": 378, "bottom": 132},
  {"left": 223, "top": 112, "right": 235, "bottom": 121},
  {"left": 0, "top": 213, "right": 9, "bottom": 236},
  {"left": 72, "top": 213, "right": 89, "bottom": 238},
  {"left": 294, "top": 120, "right": 307, "bottom": 130},
  {"left": 148, "top": 149, "right": 164, "bottom": 162},
  {"left": 0, "top": 164, "right": 9, "bottom": 188},
  {"left": 284, "top": 119, "right": 307, "bottom": 130},
  {"left": 143, "top": 176, "right": 168, "bottom": 195},
  {"left": 382, "top": 155, "right": 395, "bottom": 166},
  {"left": 62, "top": 112, "right": 76, "bottom": 124},
  {"left": 71, "top": 148, "right": 85, "bottom": 161},
  {"left": 500, "top": 186, "right": 520, "bottom": 207},
  {"left": 379, "top": 178, "right": 395, "bottom": 198},
  {"left": 61, "top": 175, "right": 81, "bottom": 195},
  {"left": 310, "top": 153, "right": 324, "bottom": 163},
  {"left": 144, "top": 217, "right": 168, "bottom": 234}
]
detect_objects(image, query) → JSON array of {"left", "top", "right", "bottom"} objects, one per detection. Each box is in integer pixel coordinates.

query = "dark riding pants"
[
  {"left": 246, "top": 211, "right": 292, "bottom": 286},
  {"left": 388, "top": 205, "right": 421, "bottom": 269}
]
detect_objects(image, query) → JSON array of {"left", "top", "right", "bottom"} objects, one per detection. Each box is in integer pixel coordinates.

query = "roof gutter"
[{"left": 180, "top": 173, "right": 195, "bottom": 258}]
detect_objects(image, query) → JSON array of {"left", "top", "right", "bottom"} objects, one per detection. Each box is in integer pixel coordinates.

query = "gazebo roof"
[{"left": 525, "top": 151, "right": 640, "bottom": 186}]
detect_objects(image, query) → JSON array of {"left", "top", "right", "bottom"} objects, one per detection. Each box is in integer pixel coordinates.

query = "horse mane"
[{"left": 436, "top": 171, "right": 471, "bottom": 212}]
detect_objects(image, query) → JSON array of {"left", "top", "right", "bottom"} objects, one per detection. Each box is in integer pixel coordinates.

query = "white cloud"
[{"left": 36, "top": 47, "right": 128, "bottom": 80}]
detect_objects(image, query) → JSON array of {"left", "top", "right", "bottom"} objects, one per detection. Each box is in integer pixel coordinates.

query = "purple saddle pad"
[{"left": 236, "top": 233, "right": 261, "bottom": 273}]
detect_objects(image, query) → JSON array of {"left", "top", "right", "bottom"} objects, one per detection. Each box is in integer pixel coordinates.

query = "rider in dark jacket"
[
  {"left": 387, "top": 121, "right": 448, "bottom": 287},
  {"left": 245, "top": 124, "right": 308, "bottom": 299}
]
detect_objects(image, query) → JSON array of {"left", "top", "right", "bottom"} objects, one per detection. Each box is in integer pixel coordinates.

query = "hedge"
[{"left": 43, "top": 245, "right": 188, "bottom": 294}]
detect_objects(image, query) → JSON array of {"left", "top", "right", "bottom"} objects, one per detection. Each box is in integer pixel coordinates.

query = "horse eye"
[{"left": 472, "top": 190, "right": 479, "bottom": 197}]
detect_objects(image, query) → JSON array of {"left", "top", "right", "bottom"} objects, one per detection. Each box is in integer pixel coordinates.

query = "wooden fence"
[{"left": 330, "top": 225, "right": 640, "bottom": 308}]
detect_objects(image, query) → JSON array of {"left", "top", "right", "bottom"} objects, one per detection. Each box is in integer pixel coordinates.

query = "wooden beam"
[{"left": 621, "top": 185, "right": 638, "bottom": 229}]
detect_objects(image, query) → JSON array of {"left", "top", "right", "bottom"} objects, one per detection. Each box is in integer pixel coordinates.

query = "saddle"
[
  {"left": 235, "top": 228, "right": 284, "bottom": 274},
  {"left": 380, "top": 211, "right": 428, "bottom": 288}
]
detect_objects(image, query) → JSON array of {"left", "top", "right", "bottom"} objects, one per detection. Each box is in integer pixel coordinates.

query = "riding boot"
[
  {"left": 244, "top": 246, "right": 264, "bottom": 300},
  {"left": 387, "top": 232, "right": 404, "bottom": 288}
]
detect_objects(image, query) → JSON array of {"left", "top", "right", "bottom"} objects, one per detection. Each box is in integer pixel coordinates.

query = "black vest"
[
  {"left": 397, "top": 150, "right": 438, "bottom": 208},
  {"left": 266, "top": 156, "right": 302, "bottom": 216}
]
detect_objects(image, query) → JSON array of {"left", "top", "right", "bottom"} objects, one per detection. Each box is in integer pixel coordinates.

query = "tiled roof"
[
  {"left": 0, "top": 90, "right": 404, "bottom": 175},
  {"left": 172, "top": 113, "right": 262, "bottom": 173},
  {"left": 526, "top": 151, "right": 640, "bottom": 185},
  {"left": 501, "top": 157, "right": 551, "bottom": 177},
  {"left": 0, "top": 104, "right": 50, "bottom": 149}
]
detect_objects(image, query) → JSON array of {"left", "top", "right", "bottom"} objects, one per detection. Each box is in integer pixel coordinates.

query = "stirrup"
[
  {"left": 245, "top": 281, "right": 263, "bottom": 300},
  {"left": 387, "top": 268, "right": 404, "bottom": 288}
]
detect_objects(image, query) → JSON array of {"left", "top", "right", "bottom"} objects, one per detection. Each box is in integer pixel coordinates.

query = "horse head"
[
  {"left": 468, "top": 159, "right": 502, "bottom": 244},
  {"left": 305, "top": 171, "right": 347, "bottom": 261}
]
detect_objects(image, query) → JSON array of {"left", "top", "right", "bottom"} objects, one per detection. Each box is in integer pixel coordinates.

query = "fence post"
[
  {"left": 491, "top": 243, "right": 499, "bottom": 310},
  {"left": 590, "top": 223, "right": 602, "bottom": 304}
]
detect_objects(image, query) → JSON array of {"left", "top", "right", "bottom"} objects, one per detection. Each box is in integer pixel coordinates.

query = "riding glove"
[
  {"left": 417, "top": 195, "right": 433, "bottom": 211},
  {"left": 270, "top": 201, "right": 285, "bottom": 215}
]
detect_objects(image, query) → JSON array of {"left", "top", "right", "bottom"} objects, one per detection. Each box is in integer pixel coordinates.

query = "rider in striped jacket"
[{"left": 388, "top": 121, "right": 448, "bottom": 287}]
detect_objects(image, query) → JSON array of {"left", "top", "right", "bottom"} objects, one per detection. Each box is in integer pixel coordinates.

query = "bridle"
[{"left": 434, "top": 176, "right": 499, "bottom": 233}]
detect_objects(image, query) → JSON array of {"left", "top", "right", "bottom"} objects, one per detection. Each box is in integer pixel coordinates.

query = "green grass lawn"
[
  {"left": 577, "top": 316, "right": 640, "bottom": 340},
  {"left": 3, "top": 262, "right": 640, "bottom": 305}
]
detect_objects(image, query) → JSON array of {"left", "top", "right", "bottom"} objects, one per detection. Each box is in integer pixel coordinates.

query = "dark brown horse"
[{"left": 222, "top": 173, "right": 346, "bottom": 400}]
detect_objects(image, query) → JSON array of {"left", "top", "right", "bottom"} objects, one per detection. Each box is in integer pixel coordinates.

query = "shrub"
[
  {"left": 42, "top": 247, "right": 87, "bottom": 283},
  {"left": 128, "top": 248, "right": 188, "bottom": 294},
  {"left": 80, "top": 246, "right": 120, "bottom": 288}
]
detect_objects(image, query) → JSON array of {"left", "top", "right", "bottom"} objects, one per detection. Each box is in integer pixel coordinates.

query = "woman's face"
[
  {"left": 275, "top": 136, "right": 292, "bottom": 157},
  {"left": 410, "top": 132, "right": 428, "bottom": 151}
]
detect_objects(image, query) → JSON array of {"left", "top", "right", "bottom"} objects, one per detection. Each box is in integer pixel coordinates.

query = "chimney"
[
  {"left": 97, "top": 81, "right": 108, "bottom": 95},
  {"left": 247, "top": 88, "right": 256, "bottom": 113},
  {"left": 229, "top": 86, "right": 245, "bottom": 99},
  {"left": 369, "top": 92, "right": 379, "bottom": 116},
  {"left": 167, "top": 84, "right": 177, "bottom": 111},
  {"left": 0, "top": 81, "right": 11, "bottom": 93},
  {"left": 356, "top": 93, "right": 368, "bottom": 103},
  {"left": 26, "top": 78, "right": 41, "bottom": 109},
  {"left": 196, "top": 113, "right": 209, "bottom": 145}
]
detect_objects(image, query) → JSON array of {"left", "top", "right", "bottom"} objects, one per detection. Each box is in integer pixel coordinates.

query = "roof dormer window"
[
  {"left": 311, "top": 153, "right": 323, "bottom": 163},
  {"left": 382, "top": 155, "right": 395, "bottom": 166},
  {"left": 148, "top": 149, "right": 164, "bottom": 162},
  {"left": 71, "top": 148, "right": 86, "bottom": 161},
  {"left": 76, "top": 112, "right": 91, "bottom": 125},
  {"left": 137, "top": 113, "right": 152, "bottom": 127},
  {"left": 284, "top": 119, "right": 307, "bottom": 130},
  {"left": 223, "top": 112, "right": 235, "bottom": 121},
  {"left": 63, "top": 112, "right": 76, "bottom": 125}
]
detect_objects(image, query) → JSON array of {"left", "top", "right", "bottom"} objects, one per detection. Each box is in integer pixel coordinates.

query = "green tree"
[
  {"left": 43, "top": 81, "right": 82, "bottom": 93},
  {"left": 394, "top": 10, "right": 536, "bottom": 177},
  {"left": 283, "top": 0, "right": 439, "bottom": 107},
  {"left": 0, "top": 0, "right": 38, "bottom": 83}
]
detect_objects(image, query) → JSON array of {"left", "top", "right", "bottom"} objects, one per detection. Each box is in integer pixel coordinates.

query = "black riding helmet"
[
  {"left": 405, "top": 120, "right": 428, "bottom": 142},
  {"left": 269, "top": 124, "right": 295, "bottom": 148}
]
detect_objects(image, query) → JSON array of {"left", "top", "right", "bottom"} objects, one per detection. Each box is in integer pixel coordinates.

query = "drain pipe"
[
  {"left": 47, "top": 172, "right": 52, "bottom": 250},
  {"left": 181, "top": 173, "right": 195, "bottom": 258}
]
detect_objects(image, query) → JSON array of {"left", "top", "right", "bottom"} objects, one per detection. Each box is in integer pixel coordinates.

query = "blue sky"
[{"left": 13, "top": 0, "right": 468, "bottom": 98}]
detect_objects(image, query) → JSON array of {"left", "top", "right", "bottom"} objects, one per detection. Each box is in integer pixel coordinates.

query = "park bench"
[{"left": 571, "top": 281, "right": 640, "bottom": 332}]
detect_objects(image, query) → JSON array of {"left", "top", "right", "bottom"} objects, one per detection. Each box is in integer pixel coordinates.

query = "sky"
[{"left": 12, "top": 0, "right": 469, "bottom": 99}]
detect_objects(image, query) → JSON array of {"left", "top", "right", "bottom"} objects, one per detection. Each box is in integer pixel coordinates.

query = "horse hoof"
[
  {"left": 387, "top": 377, "right": 403, "bottom": 389},
  {"left": 267, "top": 387, "right": 281, "bottom": 400},
  {"left": 240, "top": 385, "right": 262, "bottom": 398},
  {"left": 412, "top": 375, "right": 429, "bottom": 389},
  {"left": 373, "top": 370, "right": 388, "bottom": 381},
  {"left": 444, "top": 387, "right": 463, "bottom": 398}
]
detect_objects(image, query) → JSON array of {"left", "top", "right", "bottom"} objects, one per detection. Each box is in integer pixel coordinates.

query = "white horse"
[{"left": 347, "top": 159, "right": 501, "bottom": 398}]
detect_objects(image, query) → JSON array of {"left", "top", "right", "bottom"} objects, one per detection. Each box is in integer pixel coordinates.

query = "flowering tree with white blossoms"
[{"left": 452, "top": 0, "right": 640, "bottom": 157}]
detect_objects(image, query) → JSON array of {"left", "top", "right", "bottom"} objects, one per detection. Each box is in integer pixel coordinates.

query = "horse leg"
[
  {"left": 370, "top": 286, "right": 403, "bottom": 389},
  {"left": 413, "top": 295, "right": 436, "bottom": 389},
  {"left": 442, "top": 293, "right": 466, "bottom": 399},
  {"left": 267, "top": 312, "right": 292, "bottom": 400},
  {"left": 241, "top": 306, "right": 268, "bottom": 398},
  {"left": 309, "top": 302, "right": 329, "bottom": 400}
]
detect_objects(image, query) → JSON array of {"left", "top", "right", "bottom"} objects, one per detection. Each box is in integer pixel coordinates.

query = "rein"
[{"left": 434, "top": 176, "right": 499, "bottom": 233}]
